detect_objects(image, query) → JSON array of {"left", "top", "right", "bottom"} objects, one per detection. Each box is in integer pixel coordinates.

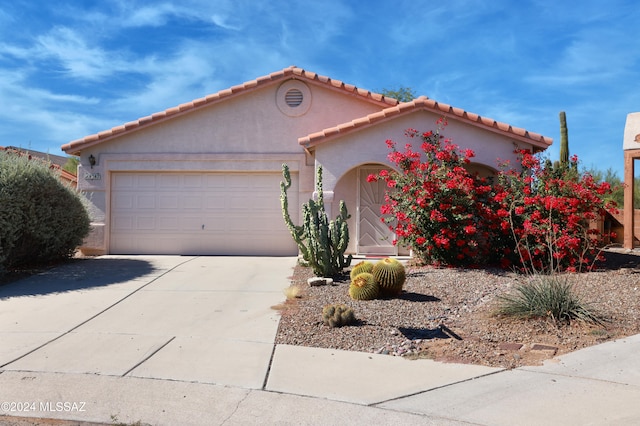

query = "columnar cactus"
[
  {"left": 280, "top": 164, "right": 352, "bottom": 277},
  {"left": 559, "top": 111, "right": 569, "bottom": 166}
]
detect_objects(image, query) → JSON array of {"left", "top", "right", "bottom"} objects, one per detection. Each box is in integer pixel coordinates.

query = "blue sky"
[{"left": 1, "top": 0, "right": 638, "bottom": 177}]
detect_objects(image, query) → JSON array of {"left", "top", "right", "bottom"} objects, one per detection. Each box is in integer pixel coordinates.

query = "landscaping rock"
[
  {"left": 307, "top": 277, "right": 335, "bottom": 286},
  {"left": 307, "top": 277, "right": 326, "bottom": 286}
]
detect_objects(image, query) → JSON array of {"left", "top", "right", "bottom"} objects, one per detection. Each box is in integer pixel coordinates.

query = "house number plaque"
[{"left": 84, "top": 172, "right": 102, "bottom": 180}]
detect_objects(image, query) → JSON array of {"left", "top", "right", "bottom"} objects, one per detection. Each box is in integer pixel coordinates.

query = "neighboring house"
[
  {"left": 0, "top": 146, "right": 78, "bottom": 188},
  {"left": 61, "top": 66, "right": 552, "bottom": 257}
]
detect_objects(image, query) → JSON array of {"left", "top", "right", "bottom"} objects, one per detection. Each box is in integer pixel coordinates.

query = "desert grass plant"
[
  {"left": 283, "top": 284, "right": 303, "bottom": 300},
  {"left": 494, "top": 275, "right": 605, "bottom": 325}
]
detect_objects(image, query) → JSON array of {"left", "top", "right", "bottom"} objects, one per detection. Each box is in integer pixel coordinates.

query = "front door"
[{"left": 357, "top": 166, "right": 397, "bottom": 255}]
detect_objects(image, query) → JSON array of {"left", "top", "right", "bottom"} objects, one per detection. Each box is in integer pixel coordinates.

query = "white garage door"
[{"left": 110, "top": 172, "right": 298, "bottom": 255}]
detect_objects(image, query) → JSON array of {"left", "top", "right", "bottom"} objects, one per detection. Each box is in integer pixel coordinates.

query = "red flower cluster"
[
  {"left": 493, "top": 150, "right": 617, "bottom": 272},
  {"left": 369, "top": 124, "right": 616, "bottom": 272}
]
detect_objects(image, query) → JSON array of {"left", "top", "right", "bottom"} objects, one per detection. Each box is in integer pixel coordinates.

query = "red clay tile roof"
[
  {"left": 1, "top": 146, "right": 77, "bottom": 185},
  {"left": 299, "top": 96, "right": 553, "bottom": 150},
  {"left": 61, "top": 66, "right": 399, "bottom": 155}
]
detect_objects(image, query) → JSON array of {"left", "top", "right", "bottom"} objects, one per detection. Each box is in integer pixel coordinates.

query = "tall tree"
[
  {"left": 62, "top": 157, "right": 79, "bottom": 175},
  {"left": 380, "top": 87, "right": 416, "bottom": 103}
]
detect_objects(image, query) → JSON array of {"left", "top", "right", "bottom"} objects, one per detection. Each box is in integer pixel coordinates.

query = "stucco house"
[{"left": 61, "top": 66, "right": 552, "bottom": 257}]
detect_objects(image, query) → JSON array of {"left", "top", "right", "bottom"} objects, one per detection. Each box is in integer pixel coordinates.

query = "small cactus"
[
  {"left": 349, "top": 260, "right": 374, "bottom": 280},
  {"left": 322, "top": 304, "right": 356, "bottom": 327},
  {"left": 349, "top": 272, "right": 379, "bottom": 301},
  {"left": 373, "top": 258, "right": 406, "bottom": 297}
]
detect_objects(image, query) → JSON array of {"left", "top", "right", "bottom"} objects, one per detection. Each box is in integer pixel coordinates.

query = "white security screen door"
[{"left": 357, "top": 166, "right": 397, "bottom": 255}]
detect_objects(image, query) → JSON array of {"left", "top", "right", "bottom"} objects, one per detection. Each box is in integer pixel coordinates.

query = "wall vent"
[
  {"left": 285, "top": 88, "right": 304, "bottom": 107},
  {"left": 277, "top": 80, "right": 311, "bottom": 116}
]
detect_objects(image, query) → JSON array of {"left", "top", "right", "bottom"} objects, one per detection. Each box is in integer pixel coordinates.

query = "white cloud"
[
  {"left": 0, "top": 70, "right": 98, "bottom": 106},
  {"left": 119, "top": 3, "right": 180, "bottom": 27},
  {"left": 0, "top": 43, "right": 31, "bottom": 60},
  {"left": 527, "top": 35, "right": 634, "bottom": 87},
  {"left": 107, "top": 42, "right": 222, "bottom": 114},
  {"left": 35, "top": 27, "right": 128, "bottom": 80},
  {"left": 107, "top": 0, "right": 243, "bottom": 30},
  {"left": 210, "top": 13, "right": 241, "bottom": 31},
  {"left": 0, "top": 69, "right": 107, "bottom": 146}
]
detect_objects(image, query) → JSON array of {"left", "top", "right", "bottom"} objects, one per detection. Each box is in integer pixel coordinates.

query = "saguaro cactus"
[
  {"left": 559, "top": 111, "right": 569, "bottom": 166},
  {"left": 280, "top": 164, "right": 352, "bottom": 277}
]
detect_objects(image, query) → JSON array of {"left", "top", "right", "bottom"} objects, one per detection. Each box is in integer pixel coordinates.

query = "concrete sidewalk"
[{"left": 0, "top": 256, "right": 639, "bottom": 425}]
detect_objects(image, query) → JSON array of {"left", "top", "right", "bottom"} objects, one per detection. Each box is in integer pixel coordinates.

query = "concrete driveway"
[
  {"left": 0, "top": 255, "right": 297, "bottom": 389},
  {"left": 4, "top": 255, "right": 639, "bottom": 425}
]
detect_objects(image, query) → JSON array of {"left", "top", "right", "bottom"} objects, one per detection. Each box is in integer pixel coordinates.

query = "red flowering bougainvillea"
[
  {"left": 368, "top": 121, "right": 507, "bottom": 267},
  {"left": 369, "top": 121, "right": 616, "bottom": 272},
  {"left": 494, "top": 151, "right": 617, "bottom": 272}
]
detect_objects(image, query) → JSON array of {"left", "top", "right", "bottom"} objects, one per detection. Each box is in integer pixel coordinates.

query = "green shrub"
[
  {"left": 494, "top": 275, "right": 604, "bottom": 325},
  {"left": 0, "top": 151, "right": 90, "bottom": 273}
]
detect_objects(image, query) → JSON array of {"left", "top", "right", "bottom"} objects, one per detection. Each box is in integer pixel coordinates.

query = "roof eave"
[
  {"left": 299, "top": 98, "right": 553, "bottom": 151},
  {"left": 61, "top": 66, "right": 399, "bottom": 155}
]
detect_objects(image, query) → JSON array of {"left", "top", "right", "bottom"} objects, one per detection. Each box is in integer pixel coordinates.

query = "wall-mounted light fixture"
[{"left": 88, "top": 154, "right": 96, "bottom": 169}]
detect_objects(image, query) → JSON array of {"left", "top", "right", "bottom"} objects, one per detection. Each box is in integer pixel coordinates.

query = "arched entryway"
[
  {"left": 465, "top": 163, "right": 498, "bottom": 180},
  {"left": 333, "top": 163, "right": 402, "bottom": 256},
  {"left": 332, "top": 162, "right": 498, "bottom": 256}
]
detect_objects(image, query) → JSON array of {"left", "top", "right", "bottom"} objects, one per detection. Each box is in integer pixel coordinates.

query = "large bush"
[
  {"left": 494, "top": 150, "right": 616, "bottom": 272},
  {"left": 0, "top": 151, "right": 90, "bottom": 273},
  {"left": 368, "top": 121, "right": 615, "bottom": 272},
  {"left": 368, "top": 122, "right": 508, "bottom": 267}
]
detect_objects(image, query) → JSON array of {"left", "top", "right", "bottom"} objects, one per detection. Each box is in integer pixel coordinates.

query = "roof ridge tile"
[
  {"left": 61, "top": 66, "right": 548, "bottom": 155},
  {"left": 62, "top": 65, "right": 401, "bottom": 154}
]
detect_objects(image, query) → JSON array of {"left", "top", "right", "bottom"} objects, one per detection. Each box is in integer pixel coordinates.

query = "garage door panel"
[
  {"left": 157, "top": 195, "right": 178, "bottom": 209},
  {"left": 182, "top": 196, "right": 202, "bottom": 209},
  {"left": 113, "top": 174, "right": 135, "bottom": 188},
  {"left": 137, "top": 175, "right": 157, "bottom": 188},
  {"left": 137, "top": 195, "right": 156, "bottom": 209},
  {"left": 202, "top": 174, "right": 222, "bottom": 184},
  {"left": 136, "top": 216, "right": 156, "bottom": 230},
  {"left": 179, "top": 174, "right": 200, "bottom": 187},
  {"left": 158, "top": 217, "right": 179, "bottom": 230},
  {"left": 112, "top": 215, "right": 133, "bottom": 231},
  {"left": 112, "top": 194, "right": 134, "bottom": 209},
  {"left": 110, "top": 172, "right": 298, "bottom": 255}
]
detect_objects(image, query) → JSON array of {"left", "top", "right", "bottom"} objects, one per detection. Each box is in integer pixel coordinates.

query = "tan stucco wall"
[{"left": 623, "top": 112, "right": 640, "bottom": 151}]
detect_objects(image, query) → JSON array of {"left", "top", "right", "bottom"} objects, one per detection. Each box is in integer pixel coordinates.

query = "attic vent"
[
  {"left": 285, "top": 89, "right": 304, "bottom": 107},
  {"left": 276, "top": 80, "right": 311, "bottom": 116}
]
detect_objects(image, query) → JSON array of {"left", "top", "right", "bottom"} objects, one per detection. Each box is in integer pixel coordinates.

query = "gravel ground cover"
[{"left": 275, "top": 249, "right": 640, "bottom": 369}]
